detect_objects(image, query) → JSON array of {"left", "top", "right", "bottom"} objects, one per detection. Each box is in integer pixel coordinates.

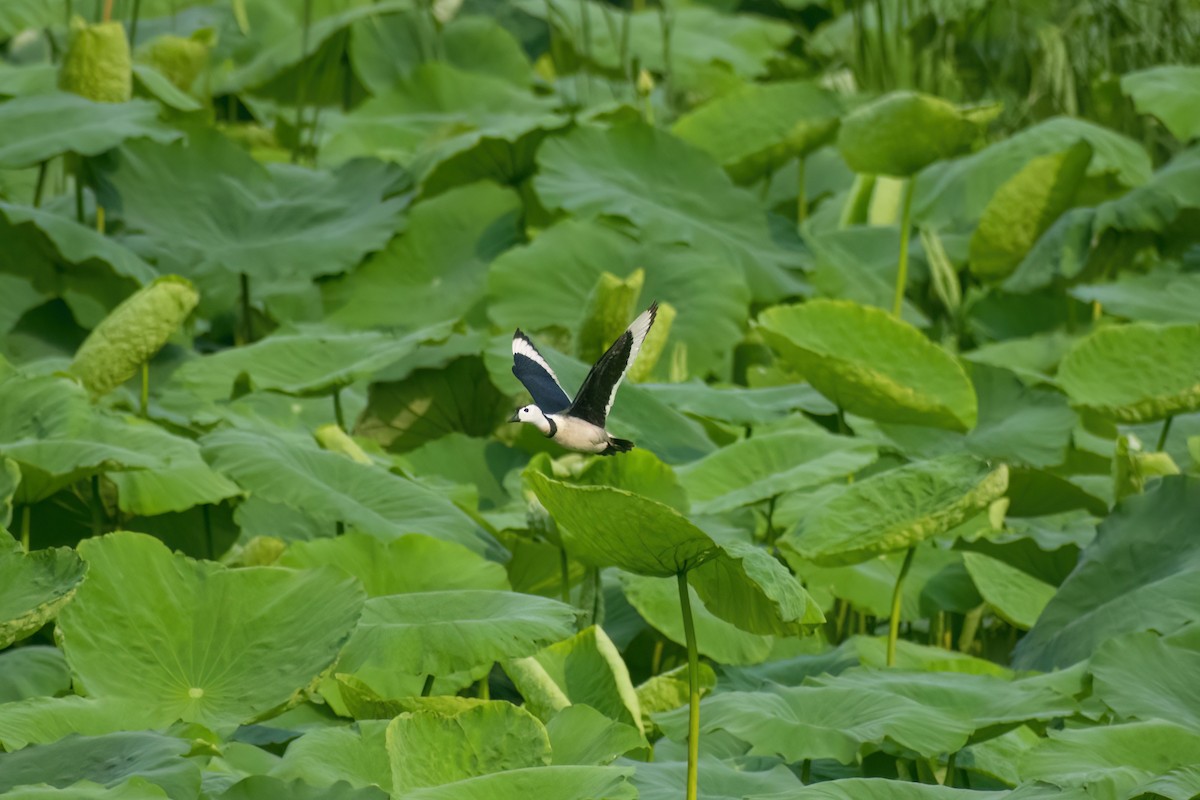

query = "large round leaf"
[
  {"left": 1121, "top": 65, "right": 1200, "bottom": 143},
  {"left": 0, "top": 92, "right": 178, "bottom": 169},
  {"left": 0, "top": 535, "right": 87, "bottom": 649},
  {"left": 529, "top": 474, "right": 820, "bottom": 636},
  {"left": 672, "top": 81, "right": 842, "bottom": 182},
  {"left": 1056, "top": 322, "right": 1200, "bottom": 422},
  {"left": 340, "top": 590, "right": 577, "bottom": 677},
  {"left": 0, "top": 731, "right": 199, "bottom": 797},
  {"left": 56, "top": 532, "right": 366, "bottom": 733},
  {"left": 1014, "top": 476, "right": 1200, "bottom": 670},
  {"left": 534, "top": 121, "right": 808, "bottom": 303},
  {"left": 836, "top": 91, "right": 983, "bottom": 177},
  {"left": 200, "top": 427, "right": 499, "bottom": 557},
  {"left": 757, "top": 300, "right": 978, "bottom": 431},
  {"left": 677, "top": 428, "right": 878, "bottom": 515},
  {"left": 388, "top": 701, "right": 550, "bottom": 793},
  {"left": 1090, "top": 631, "right": 1200, "bottom": 733},
  {"left": 781, "top": 454, "right": 1009, "bottom": 566},
  {"left": 281, "top": 533, "right": 508, "bottom": 596},
  {"left": 399, "top": 765, "right": 636, "bottom": 800}
]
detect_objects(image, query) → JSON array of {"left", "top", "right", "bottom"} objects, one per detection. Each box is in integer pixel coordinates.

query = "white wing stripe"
[
  {"left": 513, "top": 334, "right": 567, "bottom": 392},
  {"left": 604, "top": 304, "right": 657, "bottom": 418}
]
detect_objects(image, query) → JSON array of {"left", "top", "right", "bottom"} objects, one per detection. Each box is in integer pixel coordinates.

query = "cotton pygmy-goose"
[{"left": 509, "top": 302, "right": 658, "bottom": 455}]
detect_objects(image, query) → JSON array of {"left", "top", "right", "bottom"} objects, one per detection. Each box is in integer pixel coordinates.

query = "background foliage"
[{"left": 1, "top": 0, "right": 1199, "bottom": 798}]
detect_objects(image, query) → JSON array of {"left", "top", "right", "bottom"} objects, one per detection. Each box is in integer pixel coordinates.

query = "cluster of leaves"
[{"left": 2, "top": 1, "right": 1200, "bottom": 799}]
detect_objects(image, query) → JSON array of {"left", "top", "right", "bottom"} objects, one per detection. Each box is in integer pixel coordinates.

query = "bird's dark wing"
[
  {"left": 512, "top": 330, "right": 572, "bottom": 414},
  {"left": 567, "top": 302, "right": 658, "bottom": 427}
]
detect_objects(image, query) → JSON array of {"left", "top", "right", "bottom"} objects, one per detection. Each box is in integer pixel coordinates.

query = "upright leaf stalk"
[
  {"left": 891, "top": 176, "right": 917, "bottom": 317},
  {"left": 677, "top": 571, "right": 700, "bottom": 800}
]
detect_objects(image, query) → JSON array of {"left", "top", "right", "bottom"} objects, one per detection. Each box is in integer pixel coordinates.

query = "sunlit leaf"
[
  {"left": 1121, "top": 65, "right": 1200, "bottom": 143},
  {"left": 837, "top": 91, "right": 983, "bottom": 177},
  {"left": 962, "top": 552, "right": 1055, "bottom": 629}
]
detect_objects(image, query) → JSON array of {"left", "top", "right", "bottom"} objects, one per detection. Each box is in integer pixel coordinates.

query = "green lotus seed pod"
[
  {"left": 138, "top": 29, "right": 213, "bottom": 93},
  {"left": 70, "top": 275, "right": 199, "bottom": 398},
  {"left": 628, "top": 300, "right": 676, "bottom": 382},
  {"left": 58, "top": 17, "right": 132, "bottom": 103},
  {"left": 577, "top": 269, "right": 644, "bottom": 365}
]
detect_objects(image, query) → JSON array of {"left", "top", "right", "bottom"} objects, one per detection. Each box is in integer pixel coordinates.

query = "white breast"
[{"left": 549, "top": 415, "right": 610, "bottom": 453}]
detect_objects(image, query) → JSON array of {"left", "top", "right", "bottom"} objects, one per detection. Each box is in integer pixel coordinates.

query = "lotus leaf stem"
[
  {"left": 1156, "top": 415, "right": 1174, "bottom": 452},
  {"left": 677, "top": 571, "right": 700, "bottom": 800},
  {"left": 959, "top": 605, "right": 983, "bottom": 654},
  {"left": 477, "top": 670, "right": 489, "bottom": 700},
  {"left": 944, "top": 751, "right": 957, "bottom": 787},
  {"left": 421, "top": 674, "right": 435, "bottom": 697},
  {"left": 891, "top": 175, "right": 917, "bottom": 317},
  {"left": 140, "top": 362, "right": 149, "bottom": 418},
  {"left": 292, "top": 0, "right": 313, "bottom": 164},
  {"left": 90, "top": 475, "right": 104, "bottom": 537},
  {"left": 239, "top": 273, "right": 252, "bottom": 345},
  {"left": 129, "top": 0, "right": 143, "bottom": 45},
  {"left": 559, "top": 546, "right": 571, "bottom": 604},
  {"left": 886, "top": 546, "right": 917, "bottom": 666},
  {"left": 796, "top": 156, "right": 807, "bottom": 227},
  {"left": 333, "top": 388, "right": 346, "bottom": 431},
  {"left": 20, "top": 505, "right": 31, "bottom": 552},
  {"left": 32, "top": 161, "right": 47, "bottom": 207}
]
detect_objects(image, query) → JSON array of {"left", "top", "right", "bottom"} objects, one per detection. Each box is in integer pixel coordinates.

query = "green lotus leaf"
[
  {"left": 0, "top": 645, "right": 69, "bottom": 704},
  {"left": 1018, "top": 719, "right": 1200, "bottom": 796},
  {"left": 322, "top": 62, "right": 563, "bottom": 190},
  {"left": 757, "top": 300, "right": 978, "bottom": 431},
  {"left": 1090, "top": 631, "right": 1200, "bottom": 733},
  {"left": 272, "top": 719, "right": 391, "bottom": 792},
  {"left": 1057, "top": 322, "right": 1200, "bottom": 422},
  {"left": 1126, "top": 766, "right": 1200, "bottom": 800},
  {"left": 56, "top": 532, "right": 365, "bottom": 733},
  {"left": 388, "top": 701, "right": 550, "bottom": 792},
  {"left": 485, "top": 335, "right": 717, "bottom": 465},
  {"left": 281, "top": 533, "right": 508, "bottom": 596},
  {"left": 168, "top": 323, "right": 453, "bottom": 401},
  {"left": 965, "top": 364, "right": 1078, "bottom": 469},
  {"left": 962, "top": 552, "right": 1056, "bottom": 629},
  {"left": 220, "top": 776, "right": 387, "bottom": 800},
  {"left": 0, "top": 731, "right": 199, "bottom": 798},
  {"left": 1071, "top": 270, "right": 1200, "bottom": 324},
  {"left": 620, "top": 572, "right": 773, "bottom": 665},
  {"left": 200, "top": 427, "right": 499, "bottom": 557},
  {"left": 914, "top": 116, "right": 1151, "bottom": 230},
  {"left": 804, "top": 668, "right": 1077, "bottom": 737},
  {"left": 399, "top": 765, "right": 636, "bottom": 800},
  {"left": 70, "top": 276, "right": 198, "bottom": 398},
  {"left": 534, "top": 121, "right": 809, "bottom": 303},
  {"left": 0, "top": 696, "right": 164, "bottom": 751},
  {"left": 526, "top": 474, "right": 720, "bottom": 578},
  {"left": 634, "top": 663, "right": 717, "bottom": 737},
  {"left": 781, "top": 454, "right": 1009, "bottom": 566},
  {"left": 632, "top": 757, "right": 803, "bottom": 800},
  {"left": 398, "top": 433, "right": 526, "bottom": 510},
  {"left": 792, "top": 779, "right": 1005, "bottom": 800},
  {"left": 324, "top": 182, "right": 522, "bottom": 330},
  {"left": 96, "top": 130, "right": 407, "bottom": 300},
  {"left": 677, "top": 428, "right": 877, "bottom": 515},
  {"left": 530, "top": 474, "right": 819, "bottom": 634},
  {"left": 1015, "top": 476, "right": 1200, "bottom": 669},
  {"left": 643, "top": 381, "right": 836, "bottom": 422},
  {"left": 350, "top": 12, "right": 532, "bottom": 94},
  {"left": 0, "top": 536, "right": 87, "bottom": 649},
  {"left": 1121, "top": 65, "right": 1200, "bottom": 143},
  {"left": 488, "top": 219, "right": 750, "bottom": 380},
  {"left": 836, "top": 91, "right": 982, "bottom": 177},
  {"left": 655, "top": 682, "right": 974, "bottom": 763},
  {"left": 0, "top": 92, "right": 177, "bottom": 169},
  {"left": 0, "top": 201, "right": 156, "bottom": 323},
  {"left": 545, "top": 705, "right": 645, "bottom": 766},
  {"left": 968, "top": 142, "right": 1092, "bottom": 281},
  {"left": 504, "top": 626, "right": 642, "bottom": 732},
  {"left": 672, "top": 81, "right": 842, "bottom": 182},
  {"left": 342, "top": 590, "right": 577, "bottom": 678}
]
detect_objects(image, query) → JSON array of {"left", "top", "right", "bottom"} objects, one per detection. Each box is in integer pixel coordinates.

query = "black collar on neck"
[{"left": 544, "top": 416, "right": 558, "bottom": 438}]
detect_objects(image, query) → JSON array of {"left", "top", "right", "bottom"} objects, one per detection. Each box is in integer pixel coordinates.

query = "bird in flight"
[{"left": 509, "top": 302, "right": 658, "bottom": 455}]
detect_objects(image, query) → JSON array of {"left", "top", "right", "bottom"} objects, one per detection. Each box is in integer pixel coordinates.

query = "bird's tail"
[{"left": 601, "top": 437, "right": 635, "bottom": 455}]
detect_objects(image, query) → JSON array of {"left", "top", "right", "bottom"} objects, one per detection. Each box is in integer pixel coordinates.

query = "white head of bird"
[{"left": 510, "top": 404, "right": 551, "bottom": 434}]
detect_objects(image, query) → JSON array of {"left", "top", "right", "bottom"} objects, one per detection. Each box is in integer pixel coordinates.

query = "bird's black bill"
[{"left": 508, "top": 410, "right": 520, "bottom": 423}]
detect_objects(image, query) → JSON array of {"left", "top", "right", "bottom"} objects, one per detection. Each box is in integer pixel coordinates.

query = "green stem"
[
  {"left": 477, "top": 670, "right": 490, "bottom": 699},
  {"left": 20, "top": 505, "right": 31, "bottom": 552},
  {"left": 140, "top": 362, "right": 149, "bottom": 418},
  {"left": 891, "top": 175, "right": 917, "bottom": 317},
  {"left": 128, "top": 0, "right": 142, "bottom": 43},
  {"left": 801, "top": 759, "right": 811, "bottom": 784},
  {"left": 796, "top": 155, "right": 807, "bottom": 227},
  {"left": 959, "top": 604, "right": 983, "bottom": 654},
  {"left": 32, "top": 161, "right": 47, "bottom": 207},
  {"left": 560, "top": 546, "right": 571, "bottom": 604},
  {"left": 887, "top": 546, "right": 917, "bottom": 667},
  {"left": 421, "top": 674, "right": 435, "bottom": 697},
  {"left": 333, "top": 388, "right": 346, "bottom": 431},
  {"left": 90, "top": 475, "right": 104, "bottom": 537},
  {"left": 203, "top": 504, "right": 214, "bottom": 560},
  {"left": 944, "top": 751, "right": 957, "bottom": 787},
  {"left": 239, "top": 273, "right": 252, "bottom": 345},
  {"left": 677, "top": 571, "right": 700, "bottom": 800},
  {"left": 74, "top": 162, "right": 85, "bottom": 224},
  {"left": 292, "top": 0, "right": 313, "bottom": 164},
  {"left": 1156, "top": 415, "right": 1174, "bottom": 452}
]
